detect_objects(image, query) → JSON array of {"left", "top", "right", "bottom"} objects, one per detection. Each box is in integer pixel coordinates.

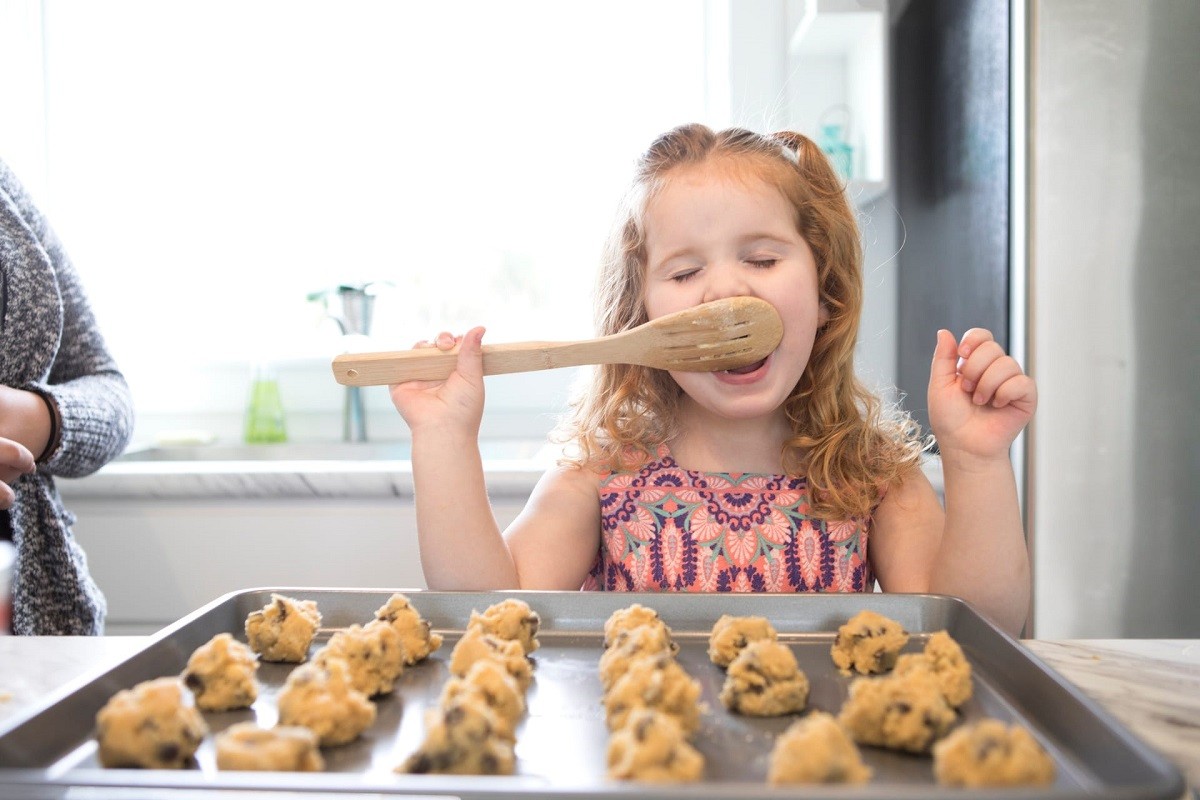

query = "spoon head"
[{"left": 647, "top": 296, "right": 784, "bottom": 372}]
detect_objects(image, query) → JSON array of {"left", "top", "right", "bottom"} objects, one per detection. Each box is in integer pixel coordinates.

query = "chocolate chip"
[
  {"left": 480, "top": 752, "right": 499, "bottom": 773},
  {"left": 635, "top": 714, "right": 653, "bottom": 741},
  {"left": 183, "top": 672, "right": 204, "bottom": 693},
  {"left": 444, "top": 705, "right": 466, "bottom": 726},
  {"left": 156, "top": 743, "right": 180, "bottom": 764},
  {"left": 407, "top": 753, "right": 433, "bottom": 773}
]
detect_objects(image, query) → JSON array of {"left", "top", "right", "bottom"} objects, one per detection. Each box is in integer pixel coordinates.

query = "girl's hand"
[
  {"left": 928, "top": 329, "right": 1037, "bottom": 464},
  {"left": 0, "top": 436, "right": 36, "bottom": 510},
  {"left": 388, "top": 327, "right": 487, "bottom": 437}
]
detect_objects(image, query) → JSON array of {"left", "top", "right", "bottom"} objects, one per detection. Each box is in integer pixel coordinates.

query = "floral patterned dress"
[{"left": 583, "top": 448, "right": 875, "bottom": 593}]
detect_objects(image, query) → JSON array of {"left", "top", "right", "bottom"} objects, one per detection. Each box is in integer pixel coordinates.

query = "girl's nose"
[{"left": 700, "top": 263, "right": 753, "bottom": 304}]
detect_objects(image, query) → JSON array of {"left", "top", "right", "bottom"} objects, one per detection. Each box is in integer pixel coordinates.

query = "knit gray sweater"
[{"left": 0, "top": 159, "right": 134, "bottom": 635}]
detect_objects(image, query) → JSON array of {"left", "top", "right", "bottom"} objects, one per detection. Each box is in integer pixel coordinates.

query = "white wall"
[{"left": 69, "top": 495, "right": 526, "bottom": 634}]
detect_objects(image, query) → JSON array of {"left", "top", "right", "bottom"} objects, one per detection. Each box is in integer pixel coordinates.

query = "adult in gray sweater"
[{"left": 0, "top": 158, "right": 134, "bottom": 635}]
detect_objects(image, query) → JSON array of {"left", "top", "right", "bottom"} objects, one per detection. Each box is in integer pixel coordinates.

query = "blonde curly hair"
[{"left": 557, "top": 124, "right": 926, "bottom": 519}]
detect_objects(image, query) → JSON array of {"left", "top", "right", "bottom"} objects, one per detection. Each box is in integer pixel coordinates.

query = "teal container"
[{"left": 819, "top": 123, "right": 854, "bottom": 181}]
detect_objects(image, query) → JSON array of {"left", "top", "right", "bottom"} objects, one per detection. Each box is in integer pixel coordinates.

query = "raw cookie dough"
[
  {"left": 894, "top": 630, "right": 973, "bottom": 707},
  {"left": 604, "top": 652, "right": 703, "bottom": 735},
  {"left": 933, "top": 719, "right": 1055, "bottom": 787},
  {"left": 276, "top": 657, "right": 376, "bottom": 746},
  {"left": 440, "top": 659, "right": 526, "bottom": 741},
  {"left": 837, "top": 669, "right": 957, "bottom": 754},
  {"left": 449, "top": 626, "right": 533, "bottom": 690},
  {"left": 182, "top": 633, "right": 259, "bottom": 711},
  {"left": 468, "top": 598, "right": 540, "bottom": 655},
  {"left": 720, "top": 640, "right": 809, "bottom": 717},
  {"left": 599, "top": 624, "right": 678, "bottom": 691},
  {"left": 215, "top": 721, "right": 324, "bottom": 772},
  {"left": 708, "top": 614, "right": 778, "bottom": 668},
  {"left": 398, "top": 695, "right": 516, "bottom": 775},
  {"left": 830, "top": 609, "right": 910, "bottom": 675},
  {"left": 372, "top": 593, "right": 443, "bottom": 665},
  {"left": 767, "top": 711, "right": 873, "bottom": 785},
  {"left": 245, "top": 594, "right": 321, "bottom": 663},
  {"left": 603, "top": 604, "right": 675, "bottom": 650},
  {"left": 95, "top": 677, "right": 208, "bottom": 769},
  {"left": 313, "top": 623, "right": 404, "bottom": 697},
  {"left": 606, "top": 708, "right": 704, "bottom": 783}
]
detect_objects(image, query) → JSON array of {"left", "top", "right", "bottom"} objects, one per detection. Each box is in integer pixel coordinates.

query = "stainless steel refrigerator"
[
  {"left": 1028, "top": 0, "right": 1200, "bottom": 638},
  {"left": 893, "top": 0, "right": 1199, "bottom": 637}
]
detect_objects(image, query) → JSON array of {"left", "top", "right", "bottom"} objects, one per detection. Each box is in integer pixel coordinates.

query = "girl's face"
[{"left": 642, "top": 163, "right": 825, "bottom": 425}]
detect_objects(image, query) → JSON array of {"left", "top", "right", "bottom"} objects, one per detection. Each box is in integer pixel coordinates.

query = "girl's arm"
[
  {"left": 391, "top": 328, "right": 601, "bottom": 590},
  {"left": 872, "top": 329, "right": 1036, "bottom": 636}
]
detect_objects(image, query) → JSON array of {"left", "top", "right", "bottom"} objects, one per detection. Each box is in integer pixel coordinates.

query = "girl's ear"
[{"left": 818, "top": 303, "right": 831, "bottom": 326}]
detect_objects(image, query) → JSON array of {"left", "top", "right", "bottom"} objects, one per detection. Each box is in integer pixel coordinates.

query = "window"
[
  {"left": 2, "top": 1, "right": 711, "bottom": 443},
  {"left": 3, "top": 1, "right": 899, "bottom": 446}
]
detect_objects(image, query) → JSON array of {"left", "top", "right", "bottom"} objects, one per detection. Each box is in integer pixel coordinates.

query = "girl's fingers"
[
  {"left": 991, "top": 375, "right": 1038, "bottom": 411},
  {"left": 957, "top": 328, "right": 995, "bottom": 359},
  {"left": 957, "top": 340, "right": 1005, "bottom": 392},
  {"left": 455, "top": 327, "right": 487, "bottom": 382},
  {"left": 929, "top": 329, "right": 961, "bottom": 386},
  {"left": 968, "top": 356, "right": 1024, "bottom": 405}
]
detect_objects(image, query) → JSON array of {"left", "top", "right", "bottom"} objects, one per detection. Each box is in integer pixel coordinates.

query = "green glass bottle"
[{"left": 244, "top": 363, "right": 287, "bottom": 444}]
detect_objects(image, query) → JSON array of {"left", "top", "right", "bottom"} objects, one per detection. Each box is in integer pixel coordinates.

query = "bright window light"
[{"left": 11, "top": 0, "right": 709, "bottom": 383}]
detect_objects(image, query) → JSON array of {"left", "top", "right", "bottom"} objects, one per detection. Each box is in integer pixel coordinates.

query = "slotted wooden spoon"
[{"left": 331, "top": 296, "right": 783, "bottom": 387}]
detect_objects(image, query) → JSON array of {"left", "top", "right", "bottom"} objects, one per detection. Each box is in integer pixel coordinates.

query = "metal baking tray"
[{"left": 0, "top": 589, "right": 1185, "bottom": 799}]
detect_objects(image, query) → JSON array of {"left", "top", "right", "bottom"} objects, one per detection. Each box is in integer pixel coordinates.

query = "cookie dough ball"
[
  {"left": 837, "top": 670, "right": 957, "bottom": 754},
  {"left": 599, "top": 625, "right": 678, "bottom": 691},
  {"left": 603, "top": 604, "right": 674, "bottom": 650},
  {"left": 276, "top": 658, "right": 376, "bottom": 746},
  {"left": 372, "top": 593, "right": 443, "bottom": 665},
  {"left": 468, "top": 598, "right": 540, "bottom": 655},
  {"left": 708, "top": 614, "right": 778, "bottom": 668},
  {"left": 606, "top": 708, "right": 704, "bottom": 783},
  {"left": 95, "top": 677, "right": 208, "bottom": 769},
  {"left": 440, "top": 659, "right": 525, "bottom": 741},
  {"left": 313, "top": 623, "right": 404, "bottom": 697},
  {"left": 933, "top": 719, "right": 1056, "bottom": 787},
  {"left": 767, "top": 711, "right": 872, "bottom": 785},
  {"left": 215, "top": 722, "right": 324, "bottom": 772},
  {"left": 182, "top": 633, "right": 259, "bottom": 711},
  {"left": 604, "top": 653, "right": 703, "bottom": 735},
  {"left": 894, "top": 630, "right": 973, "bottom": 707},
  {"left": 720, "top": 640, "right": 809, "bottom": 717},
  {"left": 830, "top": 609, "right": 910, "bottom": 675},
  {"left": 245, "top": 594, "right": 321, "bottom": 663},
  {"left": 449, "top": 626, "right": 533, "bottom": 691},
  {"left": 398, "top": 695, "right": 516, "bottom": 775}
]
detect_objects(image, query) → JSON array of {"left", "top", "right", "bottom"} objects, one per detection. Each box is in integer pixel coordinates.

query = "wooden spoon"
[{"left": 331, "top": 297, "right": 783, "bottom": 387}]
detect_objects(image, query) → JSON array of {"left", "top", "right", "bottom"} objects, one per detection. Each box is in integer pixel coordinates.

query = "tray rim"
[{"left": 0, "top": 587, "right": 1186, "bottom": 800}]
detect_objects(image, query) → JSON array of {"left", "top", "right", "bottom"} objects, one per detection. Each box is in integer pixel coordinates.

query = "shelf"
[{"left": 785, "top": 0, "right": 888, "bottom": 187}]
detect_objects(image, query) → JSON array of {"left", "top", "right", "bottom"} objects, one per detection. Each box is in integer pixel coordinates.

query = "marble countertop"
[
  {"left": 0, "top": 636, "right": 1195, "bottom": 794},
  {"left": 57, "top": 459, "right": 546, "bottom": 500}
]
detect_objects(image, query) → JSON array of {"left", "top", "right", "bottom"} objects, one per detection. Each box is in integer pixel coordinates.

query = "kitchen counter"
[{"left": 0, "top": 636, "right": 1196, "bottom": 793}]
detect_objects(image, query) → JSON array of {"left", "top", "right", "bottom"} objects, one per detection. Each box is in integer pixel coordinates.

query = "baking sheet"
[{"left": 0, "top": 589, "right": 1185, "bottom": 799}]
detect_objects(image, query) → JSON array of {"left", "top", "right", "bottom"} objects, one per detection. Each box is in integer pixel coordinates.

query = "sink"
[{"left": 116, "top": 439, "right": 554, "bottom": 463}]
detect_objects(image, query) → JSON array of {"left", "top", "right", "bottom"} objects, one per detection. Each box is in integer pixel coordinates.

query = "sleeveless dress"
[{"left": 583, "top": 448, "right": 875, "bottom": 593}]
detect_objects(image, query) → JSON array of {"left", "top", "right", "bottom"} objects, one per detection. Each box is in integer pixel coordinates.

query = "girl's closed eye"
[
  {"left": 747, "top": 258, "right": 778, "bottom": 269},
  {"left": 670, "top": 268, "right": 701, "bottom": 283}
]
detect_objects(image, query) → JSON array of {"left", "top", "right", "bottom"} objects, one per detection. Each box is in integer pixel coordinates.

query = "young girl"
[{"left": 390, "top": 124, "right": 1036, "bottom": 636}]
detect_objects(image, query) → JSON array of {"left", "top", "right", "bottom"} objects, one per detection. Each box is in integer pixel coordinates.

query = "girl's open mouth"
[{"left": 724, "top": 357, "right": 768, "bottom": 375}]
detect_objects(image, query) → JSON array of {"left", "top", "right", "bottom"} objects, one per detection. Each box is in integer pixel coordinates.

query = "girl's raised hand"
[
  {"left": 388, "top": 326, "right": 487, "bottom": 437},
  {"left": 927, "top": 328, "right": 1037, "bottom": 463}
]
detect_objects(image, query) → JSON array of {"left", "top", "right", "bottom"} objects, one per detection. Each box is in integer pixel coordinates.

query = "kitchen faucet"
[{"left": 310, "top": 283, "right": 382, "bottom": 442}]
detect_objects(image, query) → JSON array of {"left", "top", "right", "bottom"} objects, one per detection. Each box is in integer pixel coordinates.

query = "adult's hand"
[{"left": 0, "top": 436, "right": 36, "bottom": 510}]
